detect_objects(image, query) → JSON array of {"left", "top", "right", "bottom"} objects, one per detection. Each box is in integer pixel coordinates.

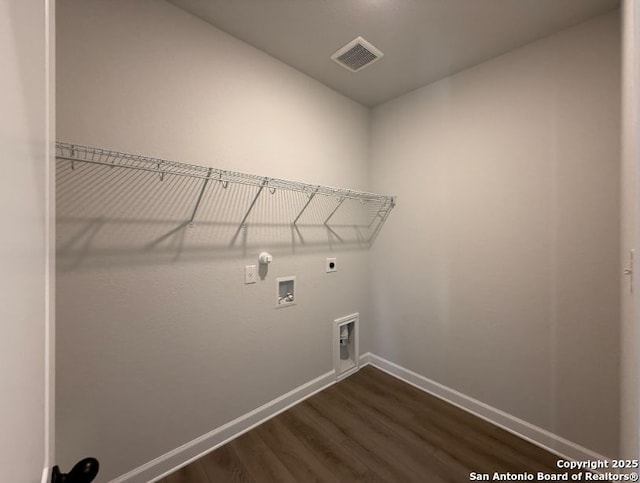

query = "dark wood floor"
[{"left": 160, "top": 366, "right": 566, "bottom": 482}]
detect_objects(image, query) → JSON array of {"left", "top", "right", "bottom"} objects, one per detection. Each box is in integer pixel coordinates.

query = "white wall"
[
  {"left": 0, "top": 0, "right": 53, "bottom": 481},
  {"left": 369, "top": 12, "right": 621, "bottom": 458},
  {"left": 56, "top": 1, "right": 371, "bottom": 481},
  {"left": 621, "top": 0, "right": 640, "bottom": 461}
]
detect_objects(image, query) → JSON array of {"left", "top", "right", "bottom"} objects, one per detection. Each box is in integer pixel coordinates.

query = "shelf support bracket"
[
  {"left": 293, "top": 187, "right": 319, "bottom": 225},
  {"left": 368, "top": 197, "right": 395, "bottom": 245},
  {"left": 368, "top": 196, "right": 395, "bottom": 227},
  {"left": 323, "top": 197, "right": 345, "bottom": 225},
  {"left": 188, "top": 167, "right": 213, "bottom": 228},
  {"left": 70, "top": 144, "right": 77, "bottom": 171},
  {"left": 229, "top": 179, "right": 268, "bottom": 246}
]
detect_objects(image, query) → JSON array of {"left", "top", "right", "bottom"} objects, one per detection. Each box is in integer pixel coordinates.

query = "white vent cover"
[{"left": 331, "top": 36, "right": 384, "bottom": 72}]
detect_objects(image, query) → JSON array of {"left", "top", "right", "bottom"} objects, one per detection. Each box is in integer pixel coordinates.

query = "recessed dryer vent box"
[
  {"left": 276, "top": 276, "right": 296, "bottom": 308},
  {"left": 334, "top": 313, "right": 359, "bottom": 380}
]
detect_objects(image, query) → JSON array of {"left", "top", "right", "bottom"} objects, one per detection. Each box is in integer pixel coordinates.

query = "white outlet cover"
[
  {"left": 245, "top": 265, "right": 257, "bottom": 284},
  {"left": 326, "top": 257, "right": 337, "bottom": 273}
]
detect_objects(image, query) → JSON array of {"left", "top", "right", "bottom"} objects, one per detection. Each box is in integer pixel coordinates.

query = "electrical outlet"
[
  {"left": 245, "top": 265, "right": 257, "bottom": 284},
  {"left": 326, "top": 257, "right": 337, "bottom": 273}
]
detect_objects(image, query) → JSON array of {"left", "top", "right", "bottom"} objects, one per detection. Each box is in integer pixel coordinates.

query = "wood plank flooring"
[{"left": 159, "top": 366, "right": 569, "bottom": 482}]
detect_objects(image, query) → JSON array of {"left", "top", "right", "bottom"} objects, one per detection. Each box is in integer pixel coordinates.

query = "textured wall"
[{"left": 369, "top": 12, "right": 621, "bottom": 457}]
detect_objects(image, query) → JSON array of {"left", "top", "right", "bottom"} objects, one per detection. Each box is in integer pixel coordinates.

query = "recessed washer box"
[{"left": 276, "top": 276, "right": 296, "bottom": 308}]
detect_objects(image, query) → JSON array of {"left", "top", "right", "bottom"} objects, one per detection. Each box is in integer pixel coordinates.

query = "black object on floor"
[{"left": 51, "top": 457, "right": 99, "bottom": 483}]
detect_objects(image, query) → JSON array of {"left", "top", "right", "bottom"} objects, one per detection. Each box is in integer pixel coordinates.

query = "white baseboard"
[
  {"left": 113, "top": 352, "right": 610, "bottom": 482},
  {"left": 359, "top": 352, "right": 372, "bottom": 366},
  {"left": 364, "top": 353, "right": 610, "bottom": 463},
  {"left": 112, "top": 370, "right": 336, "bottom": 483}
]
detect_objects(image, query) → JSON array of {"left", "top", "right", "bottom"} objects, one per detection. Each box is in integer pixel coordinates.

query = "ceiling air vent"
[{"left": 331, "top": 36, "right": 384, "bottom": 72}]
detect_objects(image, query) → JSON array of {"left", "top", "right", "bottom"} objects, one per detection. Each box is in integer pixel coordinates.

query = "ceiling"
[{"left": 168, "top": 0, "right": 619, "bottom": 107}]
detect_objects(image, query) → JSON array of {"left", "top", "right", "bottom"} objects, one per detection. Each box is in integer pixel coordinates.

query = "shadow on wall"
[{"left": 56, "top": 159, "right": 393, "bottom": 270}]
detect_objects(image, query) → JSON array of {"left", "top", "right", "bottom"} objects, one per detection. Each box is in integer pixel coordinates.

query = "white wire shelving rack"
[{"left": 55, "top": 141, "right": 396, "bottom": 241}]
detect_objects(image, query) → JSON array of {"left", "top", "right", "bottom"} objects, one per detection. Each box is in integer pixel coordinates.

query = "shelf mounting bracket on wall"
[
  {"left": 188, "top": 167, "right": 213, "bottom": 228},
  {"left": 324, "top": 196, "right": 346, "bottom": 225},
  {"left": 368, "top": 196, "right": 396, "bottom": 244},
  {"left": 230, "top": 178, "right": 269, "bottom": 246},
  {"left": 369, "top": 196, "right": 395, "bottom": 227},
  {"left": 292, "top": 186, "right": 319, "bottom": 225}
]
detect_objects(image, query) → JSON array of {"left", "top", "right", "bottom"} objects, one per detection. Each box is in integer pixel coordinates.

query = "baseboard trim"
[
  {"left": 359, "top": 352, "right": 372, "bottom": 366},
  {"left": 114, "top": 351, "right": 610, "bottom": 481},
  {"left": 112, "top": 370, "right": 336, "bottom": 483},
  {"left": 365, "top": 353, "right": 610, "bottom": 463}
]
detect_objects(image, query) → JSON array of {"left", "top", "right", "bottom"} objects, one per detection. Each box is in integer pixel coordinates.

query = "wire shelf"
[{"left": 55, "top": 141, "right": 395, "bottom": 242}]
